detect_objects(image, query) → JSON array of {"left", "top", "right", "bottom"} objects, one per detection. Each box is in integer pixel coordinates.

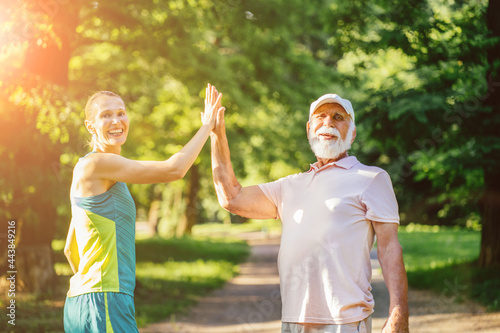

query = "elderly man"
[{"left": 210, "top": 93, "right": 409, "bottom": 333}]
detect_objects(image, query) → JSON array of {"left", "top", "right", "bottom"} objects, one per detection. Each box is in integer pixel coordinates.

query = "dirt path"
[{"left": 141, "top": 233, "right": 500, "bottom": 333}]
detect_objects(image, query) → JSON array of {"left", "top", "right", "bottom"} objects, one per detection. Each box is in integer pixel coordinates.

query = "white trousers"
[{"left": 281, "top": 316, "right": 372, "bottom": 333}]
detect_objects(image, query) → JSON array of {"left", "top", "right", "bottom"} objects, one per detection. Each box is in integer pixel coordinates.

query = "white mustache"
[{"left": 315, "top": 127, "right": 341, "bottom": 137}]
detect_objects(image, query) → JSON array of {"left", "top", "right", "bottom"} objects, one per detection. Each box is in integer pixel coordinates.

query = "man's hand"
[
  {"left": 382, "top": 305, "right": 409, "bottom": 332},
  {"left": 202, "top": 83, "right": 224, "bottom": 130},
  {"left": 211, "top": 92, "right": 226, "bottom": 138},
  {"left": 209, "top": 96, "right": 277, "bottom": 219}
]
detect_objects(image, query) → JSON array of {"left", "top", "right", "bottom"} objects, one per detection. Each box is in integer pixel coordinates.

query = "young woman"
[{"left": 63, "top": 84, "right": 224, "bottom": 332}]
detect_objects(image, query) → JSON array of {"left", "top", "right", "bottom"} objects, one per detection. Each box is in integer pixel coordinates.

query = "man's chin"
[
  {"left": 312, "top": 147, "right": 346, "bottom": 160},
  {"left": 316, "top": 152, "right": 345, "bottom": 160},
  {"left": 309, "top": 139, "right": 350, "bottom": 160}
]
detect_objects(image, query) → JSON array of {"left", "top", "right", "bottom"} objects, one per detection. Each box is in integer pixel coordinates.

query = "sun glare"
[
  {"left": 0, "top": 4, "right": 14, "bottom": 52},
  {"left": 0, "top": 4, "right": 27, "bottom": 79},
  {"left": 0, "top": 5, "right": 6, "bottom": 47}
]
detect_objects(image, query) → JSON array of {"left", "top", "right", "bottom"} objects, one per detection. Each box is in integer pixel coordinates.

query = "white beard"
[{"left": 308, "top": 123, "right": 355, "bottom": 160}]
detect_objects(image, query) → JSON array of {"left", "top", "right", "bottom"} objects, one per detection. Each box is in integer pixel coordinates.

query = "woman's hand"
[{"left": 202, "top": 83, "right": 224, "bottom": 129}]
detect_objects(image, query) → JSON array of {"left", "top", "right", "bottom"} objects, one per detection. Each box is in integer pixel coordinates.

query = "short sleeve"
[
  {"left": 258, "top": 179, "right": 283, "bottom": 220},
  {"left": 361, "top": 171, "right": 399, "bottom": 223}
]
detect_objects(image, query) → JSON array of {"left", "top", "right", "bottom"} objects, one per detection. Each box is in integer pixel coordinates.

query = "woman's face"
[{"left": 86, "top": 95, "right": 129, "bottom": 150}]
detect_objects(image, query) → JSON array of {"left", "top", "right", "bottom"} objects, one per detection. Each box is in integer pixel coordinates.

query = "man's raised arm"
[{"left": 210, "top": 107, "right": 277, "bottom": 219}]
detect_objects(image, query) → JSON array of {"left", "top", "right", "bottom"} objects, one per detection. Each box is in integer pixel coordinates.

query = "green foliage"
[{"left": 0, "top": 84, "right": 80, "bottom": 244}]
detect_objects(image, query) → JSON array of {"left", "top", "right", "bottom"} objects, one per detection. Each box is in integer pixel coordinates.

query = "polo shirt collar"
[{"left": 308, "top": 156, "right": 359, "bottom": 173}]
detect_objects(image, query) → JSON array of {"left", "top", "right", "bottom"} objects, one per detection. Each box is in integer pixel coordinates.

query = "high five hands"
[{"left": 203, "top": 83, "right": 225, "bottom": 130}]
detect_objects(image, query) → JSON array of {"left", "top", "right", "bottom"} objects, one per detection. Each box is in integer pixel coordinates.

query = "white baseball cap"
[{"left": 309, "top": 93, "right": 355, "bottom": 123}]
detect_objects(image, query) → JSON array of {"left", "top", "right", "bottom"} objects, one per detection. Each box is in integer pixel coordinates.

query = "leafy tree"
[
  {"left": 477, "top": 0, "right": 500, "bottom": 267},
  {"left": 0, "top": 0, "right": 83, "bottom": 291}
]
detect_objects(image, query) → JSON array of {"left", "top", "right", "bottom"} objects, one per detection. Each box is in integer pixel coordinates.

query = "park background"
[{"left": 0, "top": 0, "right": 499, "bottom": 331}]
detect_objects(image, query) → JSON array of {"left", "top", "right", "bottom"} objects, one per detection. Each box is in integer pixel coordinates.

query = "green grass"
[
  {"left": 399, "top": 223, "right": 480, "bottom": 272},
  {"left": 0, "top": 274, "right": 69, "bottom": 333},
  {"left": 0, "top": 233, "right": 249, "bottom": 333},
  {"left": 398, "top": 223, "right": 500, "bottom": 311}
]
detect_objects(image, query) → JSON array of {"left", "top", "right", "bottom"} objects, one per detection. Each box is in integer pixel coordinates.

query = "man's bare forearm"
[
  {"left": 209, "top": 107, "right": 277, "bottom": 219},
  {"left": 210, "top": 131, "right": 242, "bottom": 209},
  {"left": 379, "top": 242, "right": 409, "bottom": 332}
]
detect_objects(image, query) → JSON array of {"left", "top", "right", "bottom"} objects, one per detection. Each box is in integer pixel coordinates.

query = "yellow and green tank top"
[{"left": 68, "top": 181, "right": 136, "bottom": 297}]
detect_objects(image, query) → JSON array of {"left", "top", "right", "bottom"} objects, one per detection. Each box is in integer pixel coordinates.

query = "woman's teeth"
[{"left": 108, "top": 129, "right": 123, "bottom": 134}]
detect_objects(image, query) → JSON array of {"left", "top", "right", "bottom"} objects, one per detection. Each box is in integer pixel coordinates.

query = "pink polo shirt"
[{"left": 258, "top": 156, "right": 399, "bottom": 324}]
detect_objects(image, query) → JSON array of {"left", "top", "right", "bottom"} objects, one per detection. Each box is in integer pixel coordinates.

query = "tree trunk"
[
  {"left": 3, "top": 219, "right": 56, "bottom": 293},
  {"left": 176, "top": 164, "right": 200, "bottom": 237},
  {"left": 478, "top": 172, "right": 500, "bottom": 267},
  {"left": 478, "top": 0, "right": 500, "bottom": 267},
  {"left": 148, "top": 200, "right": 161, "bottom": 235},
  {"left": 18, "top": 245, "right": 56, "bottom": 293}
]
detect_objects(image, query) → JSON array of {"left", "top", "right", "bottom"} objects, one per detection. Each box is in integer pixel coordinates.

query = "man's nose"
[
  {"left": 323, "top": 115, "right": 335, "bottom": 127},
  {"left": 111, "top": 116, "right": 119, "bottom": 124}
]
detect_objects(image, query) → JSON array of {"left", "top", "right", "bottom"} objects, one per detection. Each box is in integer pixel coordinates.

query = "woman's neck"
[{"left": 93, "top": 144, "right": 121, "bottom": 155}]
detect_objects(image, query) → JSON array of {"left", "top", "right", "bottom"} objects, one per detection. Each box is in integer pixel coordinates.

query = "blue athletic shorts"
[{"left": 64, "top": 292, "right": 139, "bottom": 333}]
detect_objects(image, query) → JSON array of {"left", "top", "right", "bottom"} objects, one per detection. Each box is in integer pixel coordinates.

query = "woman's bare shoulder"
[{"left": 71, "top": 153, "right": 117, "bottom": 196}]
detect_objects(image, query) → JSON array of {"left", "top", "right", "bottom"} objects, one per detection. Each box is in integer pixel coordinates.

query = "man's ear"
[
  {"left": 351, "top": 126, "right": 357, "bottom": 144},
  {"left": 85, "top": 120, "right": 95, "bottom": 135},
  {"left": 306, "top": 121, "right": 310, "bottom": 137}
]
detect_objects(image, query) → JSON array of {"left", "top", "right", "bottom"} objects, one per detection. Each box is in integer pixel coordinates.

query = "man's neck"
[{"left": 316, "top": 152, "right": 349, "bottom": 168}]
